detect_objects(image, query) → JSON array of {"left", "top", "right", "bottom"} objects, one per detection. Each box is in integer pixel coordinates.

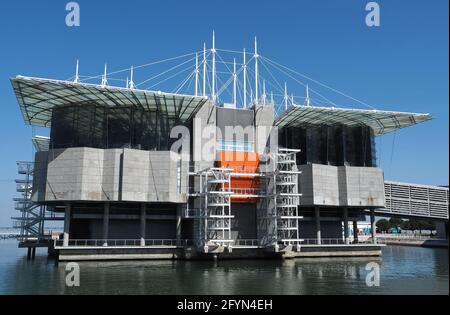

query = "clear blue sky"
[{"left": 0, "top": 0, "right": 448, "bottom": 226}]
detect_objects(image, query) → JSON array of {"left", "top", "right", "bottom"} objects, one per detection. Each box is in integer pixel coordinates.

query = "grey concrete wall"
[
  {"left": 298, "top": 164, "right": 385, "bottom": 208},
  {"left": 192, "top": 100, "right": 216, "bottom": 171},
  {"left": 299, "top": 164, "right": 339, "bottom": 206},
  {"left": 36, "top": 148, "right": 187, "bottom": 203},
  {"left": 44, "top": 148, "right": 108, "bottom": 201},
  {"left": 339, "top": 166, "right": 385, "bottom": 207},
  {"left": 254, "top": 105, "right": 275, "bottom": 154},
  {"left": 216, "top": 107, "right": 255, "bottom": 142},
  {"left": 121, "top": 149, "right": 188, "bottom": 203}
]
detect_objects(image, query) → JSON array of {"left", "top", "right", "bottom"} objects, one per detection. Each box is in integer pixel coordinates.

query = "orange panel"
[{"left": 217, "top": 151, "right": 260, "bottom": 203}]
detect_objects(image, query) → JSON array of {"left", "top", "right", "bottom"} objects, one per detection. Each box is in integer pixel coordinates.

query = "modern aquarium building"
[{"left": 11, "top": 39, "right": 440, "bottom": 260}]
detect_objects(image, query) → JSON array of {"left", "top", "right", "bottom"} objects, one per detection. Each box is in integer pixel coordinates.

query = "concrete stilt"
[
  {"left": 176, "top": 206, "right": 182, "bottom": 241},
  {"left": 103, "top": 203, "right": 110, "bottom": 247},
  {"left": 27, "top": 247, "right": 32, "bottom": 260},
  {"left": 353, "top": 221, "right": 359, "bottom": 244},
  {"left": 140, "top": 204, "right": 146, "bottom": 246},
  {"left": 370, "top": 209, "right": 377, "bottom": 244},
  {"left": 31, "top": 247, "right": 36, "bottom": 259},
  {"left": 315, "top": 206, "right": 321, "bottom": 245},
  {"left": 63, "top": 203, "right": 71, "bottom": 247},
  {"left": 343, "top": 207, "right": 349, "bottom": 244}
]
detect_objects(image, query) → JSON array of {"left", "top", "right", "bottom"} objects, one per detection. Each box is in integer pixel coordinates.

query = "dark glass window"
[
  {"left": 280, "top": 124, "right": 376, "bottom": 167},
  {"left": 50, "top": 104, "right": 181, "bottom": 151}
]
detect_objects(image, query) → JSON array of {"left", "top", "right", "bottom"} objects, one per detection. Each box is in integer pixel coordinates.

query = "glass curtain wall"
[{"left": 50, "top": 104, "right": 180, "bottom": 151}]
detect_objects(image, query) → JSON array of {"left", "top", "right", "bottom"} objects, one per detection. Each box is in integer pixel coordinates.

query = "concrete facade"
[
  {"left": 298, "top": 164, "right": 385, "bottom": 208},
  {"left": 33, "top": 148, "right": 188, "bottom": 203}
]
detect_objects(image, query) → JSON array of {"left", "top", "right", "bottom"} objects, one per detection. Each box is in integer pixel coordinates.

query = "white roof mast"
[
  {"left": 129, "top": 66, "right": 135, "bottom": 89},
  {"left": 195, "top": 53, "right": 199, "bottom": 97},
  {"left": 305, "top": 84, "right": 311, "bottom": 106},
  {"left": 254, "top": 37, "right": 259, "bottom": 105},
  {"left": 74, "top": 60, "right": 80, "bottom": 83},
  {"left": 233, "top": 58, "right": 237, "bottom": 107},
  {"left": 243, "top": 48, "right": 247, "bottom": 109},
  {"left": 101, "top": 63, "right": 108, "bottom": 87},
  {"left": 202, "top": 43, "right": 207, "bottom": 97},
  {"left": 284, "top": 82, "right": 288, "bottom": 110},
  {"left": 211, "top": 31, "right": 216, "bottom": 103}
]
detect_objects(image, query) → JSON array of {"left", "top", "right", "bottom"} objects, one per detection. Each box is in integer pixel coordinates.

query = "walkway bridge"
[{"left": 376, "top": 181, "right": 449, "bottom": 220}]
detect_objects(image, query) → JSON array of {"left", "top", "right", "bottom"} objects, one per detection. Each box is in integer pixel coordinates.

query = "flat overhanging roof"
[
  {"left": 32, "top": 136, "right": 50, "bottom": 152},
  {"left": 11, "top": 76, "right": 209, "bottom": 128},
  {"left": 274, "top": 105, "right": 432, "bottom": 135}
]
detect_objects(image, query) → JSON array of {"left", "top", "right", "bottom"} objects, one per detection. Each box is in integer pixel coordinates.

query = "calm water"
[{"left": 0, "top": 239, "right": 448, "bottom": 295}]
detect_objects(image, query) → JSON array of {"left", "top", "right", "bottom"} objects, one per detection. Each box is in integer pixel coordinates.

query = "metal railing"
[
  {"left": 54, "top": 239, "right": 195, "bottom": 248},
  {"left": 298, "top": 238, "right": 382, "bottom": 245},
  {"left": 375, "top": 234, "right": 435, "bottom": 241},
  {"left": 230, "top": 188, "right": 263, "bottom": 196},
  {"left": 233, "top": 239, "right": 260, "bottom": 247}
]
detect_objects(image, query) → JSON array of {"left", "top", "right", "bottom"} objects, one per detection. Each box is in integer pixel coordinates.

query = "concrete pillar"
[
  {"left": 353, "top": 221, "right": 359, "bottom": 244},
  {"left": 103, "top": 203, "right": 110, "bottom": 247},
  {"left": 63, "top": 203, "right": 71, "bottom": 247},
  {"left": 31, "top": 247, "right": 36, "bottom": 259},
  {"left": 140, "top": 204, "right": 146, "bottom": 246},
  {"left": 343, "top": 207, "right": 349, "bottom": 244},
  {"left": 27, "top": 247, "right": 32, "bottom": 260},
  {"left": 370, "top": 209, "right": 376, "bottom": 244},
  {"left": 315, "top": 206, "right": 321, "bottom": 245},
  {"left": 176, "top": 206, "right": 182, "bottom": 241}
]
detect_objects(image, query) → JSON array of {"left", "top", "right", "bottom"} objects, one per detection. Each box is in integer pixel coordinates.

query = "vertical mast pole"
[
  {"left": 195, "top": 52, "right": 199, "bottom": 96},
  {"left": 284, "top": 82, "right": 288, "bottom": 111},
  {"left": 101, "top": 63, "right": 108, "bottom": 87},
  {"left": 306, "top": 84, "right": 311, "bottom": 106},
  {"left": 203, "top": 43, "right": 207, "bottom": 97},
  {"left": 211, "top": 31, "right": 216, "bottom": 103},
  {"left": 233, "top": 58, "right": 237, "bottom": 106},
  {"left": 254, "top": 37, "right": 259, "bottom": 105},
  {"left": 129, "top": 66, "right": 135, "bottom": 89},
  {"left": 74, "top": 60, "right": 80, "bottom": 83},
  {"left": 243, "top": 48, "right": 247, "bottom": 109}
]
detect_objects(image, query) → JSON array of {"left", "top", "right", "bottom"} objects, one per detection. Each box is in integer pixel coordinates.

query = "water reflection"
[{"left": 0, "top": 240, "right": 448, "bottom": 295}]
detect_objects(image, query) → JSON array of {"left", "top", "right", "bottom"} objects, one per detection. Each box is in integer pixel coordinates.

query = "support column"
[
  {"left": 103, "top": 203, "right": 110, "bottom": 247},
  {"left": 31, "top": 247, "right": 36, "bottom": 259},
  {"left": 63, "top": 203, "right": 71, "bottom": 247},
  {"left": 176, "top": 206, "right": 182, "bottom": 242},
  {"left": 343, "top": 207, "right": 349, "bottom": 244},
  {"left": 370, "top": 209, "right": 376, "bottom": 244},
  {"left": 140, "top": 204, "right": 146, "bottom": 246},
  {"left": 353, "top": 221, "right": 359, "bottom": 244},
  {"left": 315, "top": 206, "right": 321, "bottom": 245}
]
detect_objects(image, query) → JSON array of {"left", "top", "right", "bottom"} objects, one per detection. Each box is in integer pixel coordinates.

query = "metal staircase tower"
[
  {"left": 11, "top": 162, "right": 45, "bottom": 243},
  {"left": 258, "top": 149, "right": 302, "bottom": 248},
  {"left": 187, "top": 167, "right": 234, "bottom": 251}
]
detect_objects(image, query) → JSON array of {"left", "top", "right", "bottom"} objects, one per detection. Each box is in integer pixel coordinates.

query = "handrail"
[
  {"left": 298, "top": 238, "right": 383, "bottom": 245},
  {"left": 233, "top": 239, "right": 259, "bottom": 247},
  {"left": 54, "top": 239, "right": 196, "bottom": 248}
]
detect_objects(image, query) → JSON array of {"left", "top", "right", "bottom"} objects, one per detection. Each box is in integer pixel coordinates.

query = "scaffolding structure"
[
  {"left": 12, "top": 162, "right": 45, "bottom": 243},
  {"left": 187, "top": 168, "right": 234, "bottom": 251},
  {"left": 258, "top": 149, "right": 302, "bottom": 248},
  {"left": 188, "top": 149, "right": 302, "bottom": 252}
]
